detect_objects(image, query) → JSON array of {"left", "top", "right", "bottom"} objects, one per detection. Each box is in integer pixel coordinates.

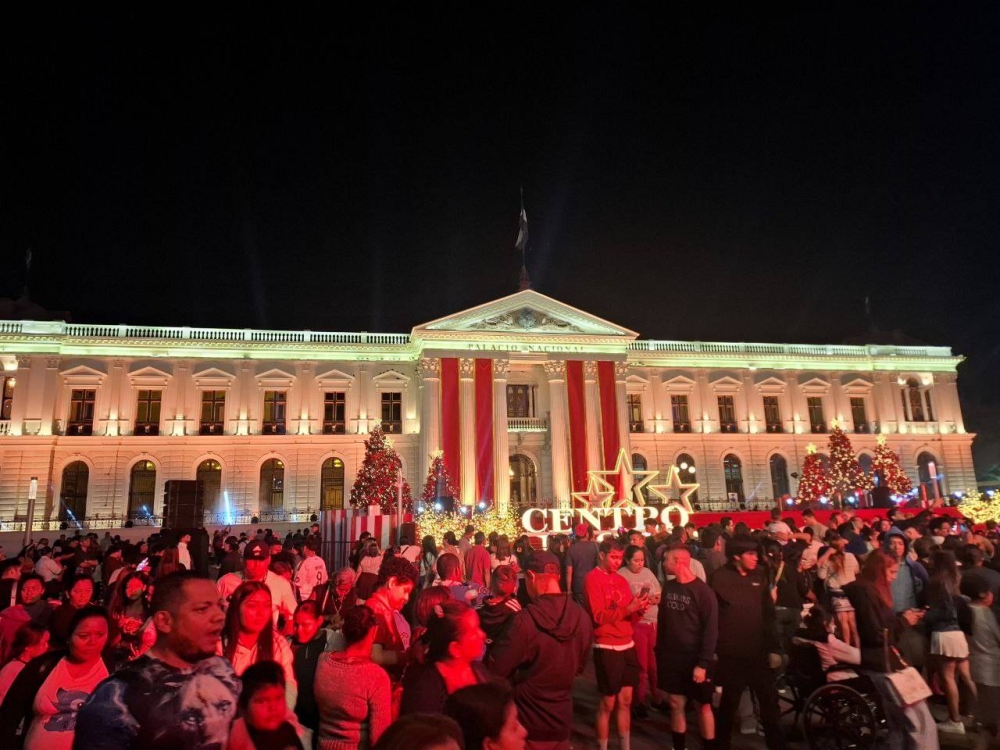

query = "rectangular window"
[
  {"left": 506, "top": 385, "right": 534, "bottom": 419},
  {"left": 200, "top": 390, "right": 226, "bottom": 435},
  {"left": 671, "top": 395, "right": 690, "bottom": 431},
  {"left": 717, "top": 395, "right": 737, "bottom": 432},
  {"left": 381, "top": 391, "right": 402, "bottom": 433},
  {"left": 323, "top": 391, "right": 346, "bottom": 434},
  {"left": 135, "top": 390, "right": 162, "bottom": 435},
  {"left": 67, "top": 389, "right": 96, "bottom": 435},
  {"left": 808, "top": 396, "right": 826, "bottom": 433},
  {"left": 627, "top": 393, "right": 643, "bottom": 432},
  {"left": 262, "top": 391, "right": 287, "bottom": 434},
  {"left": 850, "top": 397, "right": 869, "bottom": 433},
  {"left": 763, "top": 396, "right": 782, "bottom": 432},
  {"left": 0, "top": 376, "right": 14, "bottom": 421}
]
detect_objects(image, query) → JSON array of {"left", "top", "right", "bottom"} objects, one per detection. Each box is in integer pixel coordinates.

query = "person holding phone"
[{"left": 618, "top": 544, "right": 662, "bottom": 717}]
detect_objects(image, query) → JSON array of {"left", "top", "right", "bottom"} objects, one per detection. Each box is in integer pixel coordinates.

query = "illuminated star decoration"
[
  {"left": 805, "top": 442, "right": 818, "bottom": 454},
  {"left": 583, "top": 448, "right": 659, "bottom": 508},
  {"left": 570, "top": 474, "right": 616, "bottom": 509},
  {"left": 876, "top": 434, "right": 887, "bottom": 447},
  {"left": 645, "top": 465, "right": 700, "bottom": 514}
]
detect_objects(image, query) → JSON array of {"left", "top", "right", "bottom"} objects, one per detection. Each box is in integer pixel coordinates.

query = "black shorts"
[
  {"left": 593, "top": 647, "right": 640, "bottom": 696},
  {"left": 658, "top": 653, "right": 715, "bottom": 705}
]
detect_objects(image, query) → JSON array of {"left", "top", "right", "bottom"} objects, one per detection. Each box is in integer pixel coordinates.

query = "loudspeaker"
[
  {"left": 163, "top": 480, "right": 205, "bottom": 529},
  {"left": 870, "top": 486, "right": 893, "bottom": 509}
]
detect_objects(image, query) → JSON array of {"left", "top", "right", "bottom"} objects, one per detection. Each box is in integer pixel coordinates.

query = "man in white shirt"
[
  {"left": 217, "top": 540, "right": 298, "bottom": 633},
  {"left": 34, "top": 547, "right": 64, "bottom": 583},
  {"left": 176, "top": 532, "right": 192, "bottom": 571},
  {"left": 293, "top": 538, "right": 328, "bottom": 601}
]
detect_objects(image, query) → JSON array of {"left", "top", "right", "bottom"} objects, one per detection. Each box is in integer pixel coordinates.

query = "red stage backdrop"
[
  {"left": 440, "top": 358, "right": 461, "bottom": 493},
  {"left": 597, "top": 360, "right": 624, "bottom": 499},
  {"left": 566, "top": 360, "right": 589, "bottom": 493},
  {"left": 475, "top": 359, "right": 495, "bottom": 503}
]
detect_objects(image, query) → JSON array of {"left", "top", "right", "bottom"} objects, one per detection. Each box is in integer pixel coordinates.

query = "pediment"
[
  {"left": 192, "top": 366, "right": 235, "bottom": 387},
  {"left": 192, "top": 362, "right": 235, "bottom": 378},
  {"left": 372, "top": 369, "right": 411, "bottom": 389},
  {"left": 255, "top": 365, "right": 296, "bottom": 380},
  {"left": 60, "top": 363, "right": 107, "bottom": 385},
  {"left": 128, "top": 365, "right": 172, "bottom": 387},
  {"left": 315, "top": 367, "right": 356, "bottom": 388},
  {"left": 842, "top": 375, "right": 874, "bottom": 393},
  {"left": 709, "top": 374, "right": 743, "bottom": 391},
  {"left": 799, "top": 375, "right": 830, "bottom": 393},
  {"left": 755, "top": 375, "right": 787, "bottom": 392},
  {"left": 128, "top": 361, "right": 173, "bottom": 378},
  {"left": 412, "top": 290, "right": 638, "bottom": 340},
  {"left": 662, "top": 371, "right": 696, "bottom": 389}
]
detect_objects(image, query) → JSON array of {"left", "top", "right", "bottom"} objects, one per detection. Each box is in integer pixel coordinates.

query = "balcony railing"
[
  {"left": 0, "top": 420, "right": 11, "bottom": 436},
  {"left": 2, "top": 508, "right": 323, "bottom": 533},
  {"left": 507, "top": 417, "right": 547, "bottom": 432},
  {"left": 628, "top": 340, "right": 956, "bottom": 359}
]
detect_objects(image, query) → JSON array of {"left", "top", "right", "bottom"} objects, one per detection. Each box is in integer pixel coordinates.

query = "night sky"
[{"left": 4, "top": 8, "right": 1000, "bottom": 475}]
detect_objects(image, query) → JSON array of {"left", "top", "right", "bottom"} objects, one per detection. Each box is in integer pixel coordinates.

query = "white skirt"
[{"left": 930, "top": 630, "right": 969, "bottom": 659}]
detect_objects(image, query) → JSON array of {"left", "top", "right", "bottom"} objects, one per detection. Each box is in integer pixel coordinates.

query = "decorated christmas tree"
[
  {"left": 796, "top": 443, "right": 831, "bottom": 506},
  {"left": 959, "top": 489, "right": 1000, "bottom": 525},
  {"left": 871, "top": 434, "right": 913, "bottom": 495},
  {"left": 421, "top": 450, "right": 459, "bottom": 505},
  {"left": 349, "top": 423, "right": 413, "bottom": 513},
  {"left": 827, "top": 423, "right": 873, "bottom": 500}
]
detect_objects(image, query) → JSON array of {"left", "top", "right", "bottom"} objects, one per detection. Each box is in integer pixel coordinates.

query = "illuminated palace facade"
[{"left": 0, "top": 290, "right": 976, "bottom": 528}]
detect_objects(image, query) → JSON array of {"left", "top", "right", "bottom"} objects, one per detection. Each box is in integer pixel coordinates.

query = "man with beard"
[{"left": 74, "top": 572, "right": 240, "bottom": 750}]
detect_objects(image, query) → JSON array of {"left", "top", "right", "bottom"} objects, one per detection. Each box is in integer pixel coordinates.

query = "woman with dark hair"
[
  {"left": 372, "top": 714, "right": 464, "bottom": 750},
  {"left": 400, "top": 599, "right": 490, "bottom": 716},
  {"left": 222, "top": 581, "right": 297, "bottom": 711},
  {"left": 367, "top": 556, "right": 419, "bottom": 682},
  {"left": 817, "top": 532, "right": 860, "bottom": 648},
  {"left": 445, "top": 682, "right": 527, "bottom": 750},
  {"left": 48, "top": 574, "right": 94, "bottom": 648},
  {"left": 844, "top": 549, "right": 937, "bottom": 750},
  {"left": 0, "top": 605, "right": 111, "bottom": 750},
  {"left": 356, "top": 540, "right": 384, "bottom": 600},
  {"left": 791, "top": 604, "right": 861, "bottom": 682},
  {"left": 0, "top": 622, "right": 49, "bottom": 702},
  {"left": 153, "top": 545, "right": 184, "bottom": 579},
  {"left": 315, "top": 605, "right": 391, "bottom": 750},
  {"left": 0, "top": 574, "right": 52, "bottom": 663},
  {"left": 229, "top": 660, "right": 305, "bottom": 750},
  {"left": 421, "top": 535, "right": 439, "bottom": 588},
  {"left": 106, "top": 570, "right": 154, "bottom": 666},
  {"left": 925, "top": 550, "right": 977, "bottom": 733},
  {"left": 442, "top": 531, "right": 465, "bottom": 578}
]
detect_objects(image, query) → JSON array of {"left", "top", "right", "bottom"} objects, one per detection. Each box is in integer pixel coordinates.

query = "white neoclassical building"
[{"left": 0, "top": 289, "right": 976, "bottom": 528}]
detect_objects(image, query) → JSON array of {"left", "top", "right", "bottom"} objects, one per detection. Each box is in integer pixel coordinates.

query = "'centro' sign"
[{"left": 521, "top": 504, "right": 691, "bottom": 537}]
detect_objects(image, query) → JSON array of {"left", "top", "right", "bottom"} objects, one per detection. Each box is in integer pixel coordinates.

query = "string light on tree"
[
  {"left": 416, "top": 504, "right": 521, "bottom": 546},
  {"left": 958, "top": 489, "right": 1000, "bottom": 525},
  {"left": 871, "top": 434, "right": 913, "bottom": 495},
  {"left": 826, "top": 421, "right": 873, "bottom": 501},
  {"left": 796, "top": 443, "right": 831, "bottom": 506},
  {"left": 420, "top": 450, "right": 458, "bottom": 506},
  {"left": 349, "top": 423, "right": 413, "bottom": 513}
]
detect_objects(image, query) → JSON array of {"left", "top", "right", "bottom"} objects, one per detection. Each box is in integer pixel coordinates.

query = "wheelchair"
[{"left": 775, "top": 642, "right": 886, "bottom": 749}]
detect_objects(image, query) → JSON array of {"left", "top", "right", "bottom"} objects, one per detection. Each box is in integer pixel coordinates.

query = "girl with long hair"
[
  {"left": 0, "top": 622, "right": 49, "bottom": 703},
  {"left": 926, "top": 550, "right": 977, "bottom": 733},
  {"left": 400, "top": 599, "right": 489, "bottom": 716},
  {"left": 222, "top": 581, "right": 297, "bottom": 711},
  {"left": 817, "top": 533, "right": 860, "bottom": 648},
  {"left": 154, "top": 545, "right": 183, "bottom": 579},
  {"left": 420, "top": 535, "right": 439, "bottom": 588},
  {"left": 107, "top": 571, "right": 154, "bottom": 666}
]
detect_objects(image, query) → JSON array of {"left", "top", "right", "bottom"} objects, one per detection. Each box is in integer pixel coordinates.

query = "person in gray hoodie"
[
  {"left": 883, "top": 526, "right": 930, "bottom": 668},
  {"left": 486, "top": 551, "right": 593, "bottom": 750}
]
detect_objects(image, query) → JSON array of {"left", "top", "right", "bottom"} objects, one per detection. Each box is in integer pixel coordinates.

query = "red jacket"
[{"left": 584, "top": 567, "right": 634, "bottom": 647}]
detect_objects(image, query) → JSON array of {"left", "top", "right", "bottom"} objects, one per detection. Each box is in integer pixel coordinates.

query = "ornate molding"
[
  {"left": 584, "top": 361, "right": 598, "bottom": 379},
  {"left": 543, "top": 360, "right": 566, "bottom": 378},
  {"left": 16, "top": 356, "right": 31, "bottom": 369},
  {"left": 614, "top": 362, "right": 628, "bottom": 379},
  {"left": 46, "top": 356, "right": 60, "bottom": 369},
  {"left": 417, "top": 357, "right": 441, "bottom": 380},
  {"left": 458, "top": 358, "right": 476, "bottom": 378},
  {"left": 477, "top": 308, "right": 585, "bottom": 334},
  {"left": 493, "top": 359, "right": 510, "bottom": 378}
]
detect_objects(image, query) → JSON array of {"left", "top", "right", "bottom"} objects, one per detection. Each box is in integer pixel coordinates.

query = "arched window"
[
  {"left": 197, "top": 460, "right": 223, "bottom": 511},
  {"left": 509, "top": 455, "right": 537, "bottom": 509},
  {"left": 769, "top": 455, "right": 789, "bottom": 499},
  {"left": 723, "top": 454, "right": 744, "bottom": 501},
  {"left": 127, "top": 461, "right": 157, "bottom": 518},
  {"left": 675, "top": 453, "right": 698, "bottom": 502},
  {"left": 917, "top": 452, "right": 943, "bottom": 500},
  {"left": 320, "top": 458, "right": 345, "bottom": 510},
  {"left": 61, "top": 461, "right": 89, "bottom": 522},
  {"left": 259, "top": 459, "right": 285, "bottom": 512}
]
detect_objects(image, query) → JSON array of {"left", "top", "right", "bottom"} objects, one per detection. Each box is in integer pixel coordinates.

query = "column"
[
  {"left": 493, "top": 359, "right": 511, "bottom": 513},
  {"left": 544, "top": 360, "right": 571, "bottom": 508},
  {"left": 40, "top": 357, "right": 60, "bottom": 436},
  {"left": 8, "top": 357, "right": 31, "bottom": 436},
  {"left": 614, "top": 362, "right": 630, "bottom": 461},
  {"left": 355, "top": 364, "right": 368, "bottom": 434},
  {"left": 944, "top": 374, "right": 965, "bottom": 433},
  {"left": 459, "top": 358, "right": 477, "bottom": 506},
  {"left": 417, "top": 357, "right": 441, "bottom": 486},
  {"left": 584, "top": 361, "right": 602, "bottom": 472},
  {"left": 830, "top": 374, "right": 848, "bottom": 426}
]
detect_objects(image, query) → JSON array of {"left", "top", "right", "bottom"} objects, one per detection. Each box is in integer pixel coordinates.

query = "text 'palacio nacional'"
[{"left": 0, "top": 289, "right": 976, "bottom": 529}]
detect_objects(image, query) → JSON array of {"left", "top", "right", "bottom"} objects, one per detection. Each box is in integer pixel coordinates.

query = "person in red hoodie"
[{"left": 585, "top": 538, "right": 649, "bottom": 750}]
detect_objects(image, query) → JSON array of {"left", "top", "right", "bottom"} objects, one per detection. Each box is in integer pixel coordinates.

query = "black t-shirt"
[{"left": 656, "top": 577, "right": 718, "bottom": 667}]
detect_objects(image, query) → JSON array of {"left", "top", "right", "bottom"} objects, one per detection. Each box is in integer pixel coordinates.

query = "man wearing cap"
[
  {"left": 293, "top": 537, "right": 328, "bottom": 602},
  {"left": 566, "top": 524, "right": 599, "bottom": 605},
  {"left": 487, "top": 551, "right": 593, "bottom": 750},
  {"left": 217, "top": 539, "right": 298, "bottom": 633}
]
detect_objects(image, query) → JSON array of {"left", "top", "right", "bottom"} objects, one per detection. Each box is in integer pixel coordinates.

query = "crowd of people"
[{"left": 0, "top": 507, "right": 997, "bottom": 750}]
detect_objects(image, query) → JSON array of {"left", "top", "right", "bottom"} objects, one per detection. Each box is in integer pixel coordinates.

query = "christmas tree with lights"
[
  {"left": 871, "top": 434, "right": 913, "bottom": 495},
  {"left": 420, "top": 450, "right": 458, "bottom": 506},
  {"left": 349, "top": 423, "right": 413, "bottom": 513},
  {"left": 796, "top": 443, "right": 831, "bottom": 506},
  {"left": 959, "top": 489, "right": 1000, "bottom": 525},
  {"left": 827, "top": 423, "right": 873, "bottom": 501}
]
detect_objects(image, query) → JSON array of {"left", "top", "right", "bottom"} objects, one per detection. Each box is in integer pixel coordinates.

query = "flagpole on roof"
[{"left": 515, "top": 186, "right": 531, "bottom": 291}]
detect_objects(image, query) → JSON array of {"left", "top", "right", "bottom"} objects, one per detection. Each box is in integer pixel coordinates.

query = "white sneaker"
[{"left": 938, "top": 719, "right": 966, "bottom": 734}]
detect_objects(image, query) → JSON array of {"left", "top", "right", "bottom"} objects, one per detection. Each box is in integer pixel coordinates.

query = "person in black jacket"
[
  {"left": 486, "top": 551, "right": 593, "bottom": 750},
  {"left": 710, "top": 535, "right": 786, "bottom": 750}
]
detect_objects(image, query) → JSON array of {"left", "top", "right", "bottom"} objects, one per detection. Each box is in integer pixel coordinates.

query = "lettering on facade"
[
  {"left": 467, "top": 343, "right": 586, "bottom": 353},
  {"left": 520, "top": 505, "right": 690, "bottom": 537}
]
